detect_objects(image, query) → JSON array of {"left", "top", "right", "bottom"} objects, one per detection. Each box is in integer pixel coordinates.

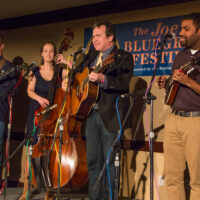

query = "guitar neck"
[
  {"left": 165, "top": 75, "right": 173, "bottom": 88},
  {"left": 0, "top": 67, "right": 15, "bottom": 79},
  {"left": 84, "top": 63, "right": 102, "bottom": 85},
  {"left": 94, "top": 63, "right": 102, "bottom": 73},
  {"left": 84, "top": 52, "right": 115, "bottom": 85}
]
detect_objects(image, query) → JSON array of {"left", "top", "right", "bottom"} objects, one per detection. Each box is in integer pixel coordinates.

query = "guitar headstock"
[
  {"left": 16, "top": 62, "right": 37, "bottom": 72},
  {"left": 16, "top": 63, "right": 28, "bottom": 71},
  {"left": 181, "top": 56, "right": 200, "bottom": 74}
]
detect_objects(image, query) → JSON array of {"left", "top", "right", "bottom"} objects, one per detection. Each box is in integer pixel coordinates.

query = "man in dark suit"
[
  {"left": 80, "top": 21, "right": 133, "bottom": 200},
  {"left": 58, "top": 21, "right": 133, "bottom": 200}
]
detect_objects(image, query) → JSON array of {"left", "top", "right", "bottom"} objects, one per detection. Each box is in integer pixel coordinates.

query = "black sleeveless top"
[{"left": 26, "top": 67, "right": 52, "bottom": 142}]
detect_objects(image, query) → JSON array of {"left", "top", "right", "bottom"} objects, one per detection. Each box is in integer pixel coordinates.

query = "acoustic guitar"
[
  {"left": 165, "top": 56, "right": 200, "bottom": 105},
  {"left": 71, "top": 52, "right": 115, "bottom": 119}
]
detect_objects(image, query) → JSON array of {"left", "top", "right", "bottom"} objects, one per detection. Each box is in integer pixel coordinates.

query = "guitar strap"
[{"left": 0, "top": 58, "right": 6, "bottom": 71}]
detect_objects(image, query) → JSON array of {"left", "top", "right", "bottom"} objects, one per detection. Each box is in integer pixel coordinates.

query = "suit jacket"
[{"left": 75, "top": 46, "right": 134, "bottom": 133}]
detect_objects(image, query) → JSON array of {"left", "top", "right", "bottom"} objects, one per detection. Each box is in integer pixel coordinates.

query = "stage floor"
[
  {"left": 0, "top": 187, "right": 89, "bottom": 200},
  {"left": 0, "top": 187, "right": 134, "bottom": 200}
]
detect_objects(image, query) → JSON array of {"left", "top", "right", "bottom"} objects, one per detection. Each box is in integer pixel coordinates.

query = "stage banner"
[{"left": 84, "top": 15, "right": 183, "bottom": 76}]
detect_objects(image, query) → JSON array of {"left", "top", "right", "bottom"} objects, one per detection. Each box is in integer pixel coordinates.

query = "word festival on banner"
[{"left": 84, "top": 15, "right": 183, "bottom": 76}]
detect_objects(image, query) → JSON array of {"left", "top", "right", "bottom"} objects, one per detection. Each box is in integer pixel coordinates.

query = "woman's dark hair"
[
  {"left": 93, "top": 21, "right": 116, "bottom": 42},
  {"left": 40, "top": 41, "right": 57, "bottom": 65},
  {"left": 182, "top": 12, "right": 200, "bottom": 31}
]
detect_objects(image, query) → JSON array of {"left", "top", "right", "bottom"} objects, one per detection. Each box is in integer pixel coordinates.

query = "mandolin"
[{"left": 165, "top": 56, "right": 200, "bottom": 105}]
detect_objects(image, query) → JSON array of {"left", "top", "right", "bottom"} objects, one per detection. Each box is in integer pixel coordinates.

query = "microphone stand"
[
  {"left": 1, "top": 63, "right": 37, "bottom": 199},
  {"left": 132, "top": 35, "right": 168, "bottom": 200},
  {"left": 2, "top": 121, "right": 44, "bottom": 200},
  {"left": 114, "top": 151, "right": 120, "bottom": 200},
  {"left": 3, "top": 88, "right": 16, "bottom": 200},
  {"left": 93, "top": 95, "right": 136, "bottom": 200},
  {"left": 147, "top": 94, "right": 156, "bottom": 200},
  {"left": 51, "top": 53, "right": 77, "bottom": 199},
  {"left": 27, "top": 140, "right": 33, "bottom": 200},
  {"left": 49, "top": 52, "right": 77, "bottom": 154},
  {"left": 57, "top": 119, "right": 64, "bottom": 200}
]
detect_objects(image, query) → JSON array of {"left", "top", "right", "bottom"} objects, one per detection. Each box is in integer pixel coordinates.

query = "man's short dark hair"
[
  {"left": 93, "top": 21, "right": 116, "bottom": 42},
  {"left": 182, "top": 13, "right": 200, "bottom": 31},
  {"left": 0, "top": 35, "right": 4, "bottom": 45}
]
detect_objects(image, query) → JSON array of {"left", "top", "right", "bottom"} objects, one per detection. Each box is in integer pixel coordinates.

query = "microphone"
[
  {"left": 70, "top": 48, "right": 86, "bottom": 56},
  {"left": 22, "top": 62, "right": 37, "bottom": 79},
  {"left": 120, "top": 89, "right": 146, "bottom": 98},
  {"left": 163, "top": 32, "right": 176, "bottom": 40},
  {"left": 36, "top": 104, "right": 58, "bottom": 116}
]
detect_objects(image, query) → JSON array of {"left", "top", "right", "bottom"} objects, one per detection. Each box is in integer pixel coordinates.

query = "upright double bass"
[{"left": 31, "top": 28, "right": 88, "bottom": 193}]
